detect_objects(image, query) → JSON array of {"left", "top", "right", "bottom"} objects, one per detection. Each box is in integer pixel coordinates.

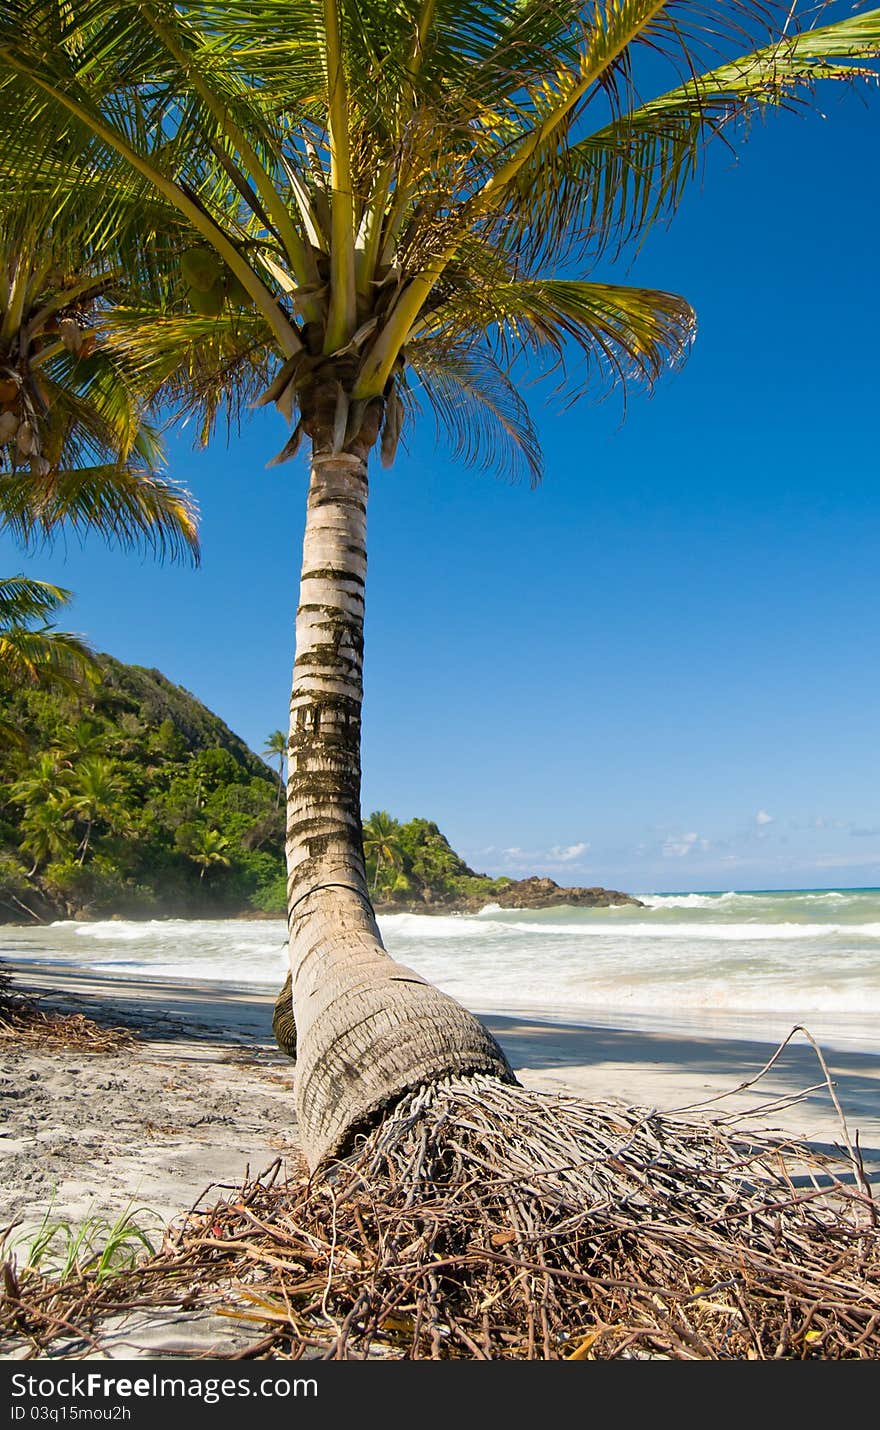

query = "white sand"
[{"left": 2, "top": 960, "right": 877, "bottom": 1358}]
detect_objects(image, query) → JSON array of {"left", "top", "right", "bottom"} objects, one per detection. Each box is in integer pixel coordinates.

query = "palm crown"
[
  {"left": 0, "top": 181, "right": 201, "bottom": 558},
  {"left": 262, "top": 730, "right": 288, "bottom": 767},
  {"left": 2, "top": 1, "right": 877, "bottom": 474}
]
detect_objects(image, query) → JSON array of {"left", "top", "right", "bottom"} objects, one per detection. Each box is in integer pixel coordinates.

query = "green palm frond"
[
  {"left": 0, "top": 574, "right": 71, "bottom": 625},
  {"left": 422, "top": 279, "right": 696, "bottom": 400},
  {"left": 0, "top": 176, "right": 201, "bottom": 561},
  {"left": 104, "top": 306, "right": 275, "bottom": 445},
  {"left": 0, "top": 625, "right": 97, "bottom": 690},
  {"left": 0, "top": 463, "right": 199, "bottom": 560},
  {"left": 0, "top": 574, "right": 98, "bottom": 698},
  {"left": 505, "top": 8, "right": 880, "bottom": 264},
  {"left": 0, "top": 0, "right": 877, "bottom": 470},
  {"left": 405, "top": 341, "right": 544, "bottom": 486},
  {"left": 0, "top": 573, "right": 98, "bottom": 744}
]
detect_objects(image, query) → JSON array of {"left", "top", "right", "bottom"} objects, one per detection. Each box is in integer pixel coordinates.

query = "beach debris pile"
[
  {"left": 2, "top": 1069, "right": 878, "bottom": 1359},
  {"left": 0, "top": 969, "right": 133, "bottom": 1053}
]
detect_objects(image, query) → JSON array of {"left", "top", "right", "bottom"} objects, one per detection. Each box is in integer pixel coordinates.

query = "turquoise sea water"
[{"left": 3, "top": 888, "right": 879, "bottom": 1049}]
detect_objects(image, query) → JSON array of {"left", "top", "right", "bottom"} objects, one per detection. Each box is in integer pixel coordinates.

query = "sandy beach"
[
  {"left": 2, "top": 957, "right": 878, "bottom": 1357},
  {"left": 3, "top": 959, "right": 878, "bottom": 1252}
]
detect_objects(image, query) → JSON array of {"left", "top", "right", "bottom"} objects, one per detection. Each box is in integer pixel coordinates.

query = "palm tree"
[
  {"left": 65, "top": 755, "right": 130, "bottom": 864},
  {"left": 185, "top": 826, "right": 232, "bottom": 882},
  {"left": 8, "top": 751, "right": 78, "bottom": 875},
  {"left": 51, "top": 719, "right": 107, "bottom": 762},
  {"left": 362, "top": 811, "right": 405, "bottom": 896},
  {"left": 18, "top": 796, "right": 76, "bottom": 875},
  {"left": 261, "top": 729, "right": 288, "bottom": 808},
  {"left": 0, "top": 575, "right": 98, "bottom": 745},
  {"left": 2, "top": 1, "right": 878, "bottom": 1170},
  {"left": 0, "top": 191, "right": 200, "bottom": 560},
  {"left": 8, "top": 749, "right": 72, "bottom": 801}
]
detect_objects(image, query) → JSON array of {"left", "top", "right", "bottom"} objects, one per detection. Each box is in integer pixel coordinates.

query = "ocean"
[{"left": 3, "top": 888, "right": 880, "bottom": 1052}]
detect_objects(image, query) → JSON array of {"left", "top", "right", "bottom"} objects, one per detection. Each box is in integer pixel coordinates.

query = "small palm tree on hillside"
[
  {"left": 51, "top": 720, "right": 108, "bottom": 762},
  {"left": 18, "top": 797, "right": 76, "bottom": 876},
  {"left": 9, "top": 751, "right": 77, "bottom": 874},
  {"left": 8, "top": 751, "right": 73, "bottom": 808},
  {"left": 262, "top": 730, "right": 288, "bottom": 808},
  {"left": 362, "top": 811, "right": 406, "bottom": 897},
  {"left": 174, "top": 829, "right": 228, "bottom": 880},
  {"left": 65, "top": 756, "right": 130, "bottom": 864},
  {"left": 186, "top": 827, "right": 232, "bottom": 883}
]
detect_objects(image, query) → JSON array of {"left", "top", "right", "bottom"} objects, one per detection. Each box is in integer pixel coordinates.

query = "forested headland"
[{"left": 3, "top": 657, "right": 629, "bottom": 922}]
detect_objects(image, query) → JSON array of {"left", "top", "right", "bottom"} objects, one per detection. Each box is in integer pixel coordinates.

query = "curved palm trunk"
[{"left": 286, "top": 411, "right": 513, "bottom": 1172}]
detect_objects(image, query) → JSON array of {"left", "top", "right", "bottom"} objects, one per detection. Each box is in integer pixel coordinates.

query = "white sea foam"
[
  {"left": 9, "top": 889, "right": 880, "bottom": 1042},
  {"left": 637, "top": 891, "right": 740, "bottom": 909},
  {"left": 381, "top": 912, "right": 880, "bottom": 942},
  {"left": 379, "top": 913, "right": 503, "bottom": 939}
]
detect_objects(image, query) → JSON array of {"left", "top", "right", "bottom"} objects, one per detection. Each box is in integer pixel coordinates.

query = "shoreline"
[
  {"left": 3, "top": 961, "right": 878, "bottom": 1238},
  {"left": 0, "top": 896, "right": 642, "bottom": 927}
]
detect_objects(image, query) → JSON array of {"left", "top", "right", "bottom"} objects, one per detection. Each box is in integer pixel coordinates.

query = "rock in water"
[{"left": 480, "top": 877, "right": 644, "bottom": 910}]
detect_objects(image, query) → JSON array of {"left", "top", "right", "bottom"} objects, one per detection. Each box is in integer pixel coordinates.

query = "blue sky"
[{"left": 3, "top": 80, "right": 879, "bottom": 894}]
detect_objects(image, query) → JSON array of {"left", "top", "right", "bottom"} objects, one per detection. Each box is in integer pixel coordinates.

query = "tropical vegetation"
[
  {"left": 0, "top": 657, "right": 507, "bottom": 922},
  {"left": 0, "top": 655, "right": 286, "bottom": 922},
  {"left": 0, "top": 575, "right": 97, "bottom": 746},
  {"left": 362, "top": 810, "right": 509, "bottom": 905},
  {"left": 0, "top": 189, "right": 199, "bottom": 558}
]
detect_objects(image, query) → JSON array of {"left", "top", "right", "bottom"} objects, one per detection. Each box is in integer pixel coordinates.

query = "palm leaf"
[
  {"left": 405, "top": 341, "right": 544, "bottom": 486},
  {"left": 0, "top": 463, "right": 199, "bottom": 561},
  {"left": 1, "top": 1, "right": 877, "bottom": 459},
  {"left": 104, "top": 305, "right": 275, "bottom": 443},
  {"left": 0, "top": 574, "right": 71, "bottom": 625},
  {"left": 0, "top": 574, "right": 98, "bottom": 701},
  {"left": 0, "top": 624, "right": 97, "bottom": 691},
  {"left": 503, "top": 7, "right": 880, "bottom": 264},
  {"left": 421, "top": 278, "right": 696, "bottom": 402}
]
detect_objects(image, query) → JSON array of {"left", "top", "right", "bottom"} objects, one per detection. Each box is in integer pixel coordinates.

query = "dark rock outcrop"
[
  {"left": 462, "top": 877, "right": 643, "bottom": 911},
  {"left": 375, "top": 878, "right": 644, "bottom": 915}
]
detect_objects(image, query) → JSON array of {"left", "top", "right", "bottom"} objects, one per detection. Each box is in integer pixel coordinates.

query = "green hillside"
[{"left": 0, "top": 656, "right": 287, "bottom": 922}]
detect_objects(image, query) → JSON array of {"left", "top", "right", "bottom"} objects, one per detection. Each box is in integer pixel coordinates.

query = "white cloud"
[
  {"left": 549, "top": 842, "right": 589, "bottom": 863},
  {"left": 662, "top": 832, "right": 700, "bottom": 858},
  {"left": 755, "top": 810, "right": 774, "bottom": 826},
  {"left": 499, "top": 841, "right": 590, "bottom": 871}
]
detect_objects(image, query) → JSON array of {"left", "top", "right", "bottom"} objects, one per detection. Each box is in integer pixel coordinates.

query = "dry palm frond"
[
  {"left": 3, "top": 1061, "right": 877, "bottom": 1360},
  {"left": 0, "top": 972, "right": 133, "bottom": 1053}
]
